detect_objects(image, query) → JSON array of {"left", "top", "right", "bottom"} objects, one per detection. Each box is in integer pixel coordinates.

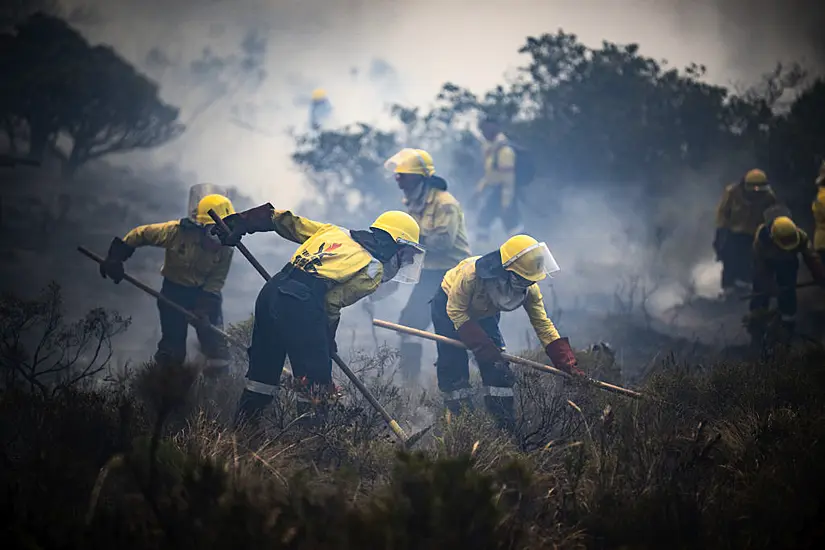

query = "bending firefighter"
[
  {"left": 212, "top": 205, "right": 425, "bottom": 425},
  {"left": 475, "top": 116, "right": 525, "bottom": 242},
  {"left": 432, "top": 234, "right": 583, "bottom": 430},
  {"left": 747, "top": 214, "right": 825, "bottom": 347},
  {"left": 714, "top": 169, "right": 778, "bottom": 297},
  {"left": 383, "top": 148, "right": 472, "bottom": 382},
  {"left": 99, "top": 194, "right": 236, "bottom": 375}
]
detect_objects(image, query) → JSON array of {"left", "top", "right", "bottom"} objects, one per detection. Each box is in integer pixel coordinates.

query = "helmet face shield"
[
  {"left": 384, "top": 148, "right": 434, "bottom": 177},
  {"left": 502, "top": 242, "right": 560, "bottom": 282},
  {"left": 390, "top": 239, "right": 426, "bottom": 284}
]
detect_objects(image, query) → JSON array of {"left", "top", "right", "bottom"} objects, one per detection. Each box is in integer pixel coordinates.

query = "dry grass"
[{"left": 3, "top": 308, "right": 825, "bottom": 548}]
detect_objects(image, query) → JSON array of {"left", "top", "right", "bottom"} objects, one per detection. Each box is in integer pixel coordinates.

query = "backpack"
[{"left": 491, "top": 139, "right": 536, "bottom": 189}]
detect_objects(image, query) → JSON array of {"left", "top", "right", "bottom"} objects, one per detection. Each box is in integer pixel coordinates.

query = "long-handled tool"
[
  {"left": 207, "top": 208, "right": 431, "bottom": 448},
  {"left": 75, "top": 245, "right": 293, "bottom": 374},
  {"left": 372, "top": 319, "right": 644, "bottom": 400}
]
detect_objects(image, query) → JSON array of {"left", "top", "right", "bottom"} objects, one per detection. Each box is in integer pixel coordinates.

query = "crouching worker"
[
  {"left": 99, "top": 195, "right": 236, "bottom": 375},
  {"left": 748, "top": 215, "right": 825, "bottom": 348},
  {"left": 431, "top": 234, "right": 583, "bottom": 430},
  {"left": 212, "top": 205, "right": 425, "bottom": 427}
]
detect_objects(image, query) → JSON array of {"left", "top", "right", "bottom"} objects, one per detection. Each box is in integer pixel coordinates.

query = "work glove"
[
  {"left": 99, "top": 237, "right": 135, "bottom": 284},
  {"left": 211, "top": 203, "right": 275, "bottom": 246},
  {"left": 545, "top": 337, "right": 585, "bottom": 377},
  {"left": 457, "top": 321, "right": 504, "bottom": 364}
]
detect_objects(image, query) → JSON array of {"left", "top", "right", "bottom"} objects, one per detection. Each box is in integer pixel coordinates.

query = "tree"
[
  {"left": 291, "top": 29, "right": 824, "bottom": 228},
  {"left": 0, "top": 13, "right": 184, "bottom": 177},
  {"left": 0, "top": 282, "right": 130, "bottom": 396}
]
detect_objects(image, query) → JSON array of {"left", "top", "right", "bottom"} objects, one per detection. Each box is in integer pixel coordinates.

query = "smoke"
[{"left": 5, "top": 0, "right": 821, "bottom": 364}]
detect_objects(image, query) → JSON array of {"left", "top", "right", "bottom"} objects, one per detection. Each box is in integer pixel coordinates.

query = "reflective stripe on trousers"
[
  {"left": 442, "top": 387, "right": 473, "bottom": 402},
  {"left": 245, "top": 379, "right": 280, "bottom": 396},
  {"left": 481, "top": 386, "right": 514, "bottom": 398}
]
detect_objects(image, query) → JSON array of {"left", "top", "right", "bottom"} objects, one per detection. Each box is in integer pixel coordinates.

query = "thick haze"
[
  {"left": 16, "top": 0, "right": 820, "bottom": 370},
  {"left": 61, "top": 0, "right": 825, "bottom": 208}
]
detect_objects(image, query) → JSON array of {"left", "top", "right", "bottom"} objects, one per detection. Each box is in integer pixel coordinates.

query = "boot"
[
  {"left": 399, "top": 341, "right": 422, "bottom": 384},
  {"left": 444, "top": 398, "right": 474, "bottom": 416},
  {"left": 233, "top": 389, "right": 273, "bottom": 430},
  {"left": 484, "top": 395, "right": 515, "bottom": 432}
]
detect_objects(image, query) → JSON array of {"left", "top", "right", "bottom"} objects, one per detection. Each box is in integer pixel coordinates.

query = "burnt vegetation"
[{"left": 3, "top": 10, "right": 825, "bottom": 550}]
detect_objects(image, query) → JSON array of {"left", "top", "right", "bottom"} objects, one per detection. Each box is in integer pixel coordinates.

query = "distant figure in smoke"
[
  {"left": 309, "top": 88, "right": 332, "bottom": 131},
  {"left": 474, "top": 116, "right": 527, "bottom": 244},
  {"left": 747, "top": 214, "right": 825, "bottom": 348},
  {"left": 431, "top": 234, "right": 583, "bottom": 431},
  {"left": 212, "top": 205, "right": 424, "bottom": 428},
  {"left": 812, "top": 160, "right": 825, "bottom": 264},
  {"left": 713, "top": 169, "right": 778, "bottom": 298},
  {"left": 381, "top": 148, "right": 471, "bottom": 383},
  {"left": 99, "top": 194, "right": 236, "bottom": 376}
]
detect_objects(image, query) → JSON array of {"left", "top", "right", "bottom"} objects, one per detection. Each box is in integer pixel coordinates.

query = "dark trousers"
[
  {"left": 155, "top": 278, "right": 228, "bottom": 366},
  {"left": 430, "top": 289, "right": 514, "bottom": 396},
  {"left": 750, "top": 259, "right": 799, "bottom": 319},
  {"left": 246, "top": 267, "right": 332, "bottom": 390},
  {"left": 477, "top": 186, "right": 522, "bottom": 238},
  {"left": 721, "top": 232, "right": 755, "bottom": 289},
  {"left": 236, "top": 267, "right": 333, "bottom": 425},
  {"left": 397, "top": 269, "right": 448, "bottom": 381}
]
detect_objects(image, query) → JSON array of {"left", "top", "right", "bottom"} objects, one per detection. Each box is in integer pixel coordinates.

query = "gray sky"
[{"left": 57, "top": 0, "right": 824, "bottom": 206}]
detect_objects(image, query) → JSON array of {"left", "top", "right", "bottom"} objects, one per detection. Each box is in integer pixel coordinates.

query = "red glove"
[
  {"left": 545, "top": 337, "right": 585, "bottom": 376},
  {"left": 457, "top": 321, "right": 504, "bottom": 364}
]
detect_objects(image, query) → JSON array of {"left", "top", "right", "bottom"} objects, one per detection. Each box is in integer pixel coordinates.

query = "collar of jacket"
[
  {"left": 350, "top": 228, "right": 397, "bottom": 263},
  {"left": 475, "top": 250, "right": 507, "bottom": 280},
  {"left": 179, "top": 218, "right": 201, "bottom": 231}
]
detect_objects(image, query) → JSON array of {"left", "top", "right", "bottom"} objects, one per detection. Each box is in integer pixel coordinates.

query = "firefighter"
[
  {"left": 813, "top": 161, "right": 825, "bottom": 263},
  {"left": 747, "top": 215, "right": 825, "bottom": 348},
  {"left": 714, "top": 169, "right": 779, "bottom": 297},
  {"left": 309, "top": 88, "right": 332, "bottom": 131},
  {"left": 382, "top": 148, "right": 472, "bottom": 383},
  {"left": 474, "top": 116, "right": 524, "bottom": 243},
  {"left": 212, "top": 204, "right": 425, "bottom": 425},
  {"left": 431, "top": 234, "right": 583, "bottom": 430},
  {"left": 99, "top": 194, "right": 236, "bottom": 375}
]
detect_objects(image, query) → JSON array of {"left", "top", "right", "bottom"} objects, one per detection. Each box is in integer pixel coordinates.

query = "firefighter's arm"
[
  {"left": 425, "top": 202, "right": 462, "bottom": 252},
  {"left": 496, "top": 146, "right": 517, "bottom": 208},
  {"left": 270, "top": 209, "right": 326, "bottom": 244},
  {"left": 523, "top": 285, "right": 562, "bottom": 347},
  {"left": 445, "top": 271, "right": 475, "bottom": 329},
  {"left": 715, "top": 188, "right": 731, "bottom": 229},
  {"left": 326, "top": 263, "right": 383, "bottom": 325},
  {"left": 218, "top": 203, "right": 324, "bottom": 245},
  {"left": 202, "top": 249, "right": 234, "bottom": 294},
  {"left": 122, "top": 221, "right": 179, "bottom": 249},
  {"left": 800, "top": 235, "right": 825, "bottom": 283}
]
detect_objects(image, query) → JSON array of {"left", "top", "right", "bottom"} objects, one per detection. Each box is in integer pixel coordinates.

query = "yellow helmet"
[
  {"left": 743, "top": 169, "right": 770, "bottom": 190},
  {"left": 371, "top": 210, "right": 421, "bottom": 246},
  {"left": 195, "top": 194, "right": 235, "bottom": 225},
  {"left": 311, "top": 88, "right": 328, "bottom": 102},
  {"left": 770, "top": 216, "right": 801, "bottom": 250},
  {"left": 384, "top": 148, "right": 436, "bottom": 177},
  {"left": 499, "top": 234, "right": 560, "bottom": 282}
]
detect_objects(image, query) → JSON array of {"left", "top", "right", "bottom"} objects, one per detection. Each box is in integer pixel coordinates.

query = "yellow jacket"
[
  {"left": 441, "top": 256, "right": 561, "bottom": 347},
  {"left": 477, "top": 133, "right": 517, "bottom": 208},
  {"left": 812, "top": 186, "right": 825, "bottom": 251},
  {"left": 123, "top": 219, "right": 234, "bottom": 294},
  {"left": 271, "top": 209, "right": 384, "bottom": 325},
  {"left": 407, "top": 187, "right": 471, "bottom": 270},
  {"left": 715, "top": 182, "right": 778, "bottom": 235}
]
